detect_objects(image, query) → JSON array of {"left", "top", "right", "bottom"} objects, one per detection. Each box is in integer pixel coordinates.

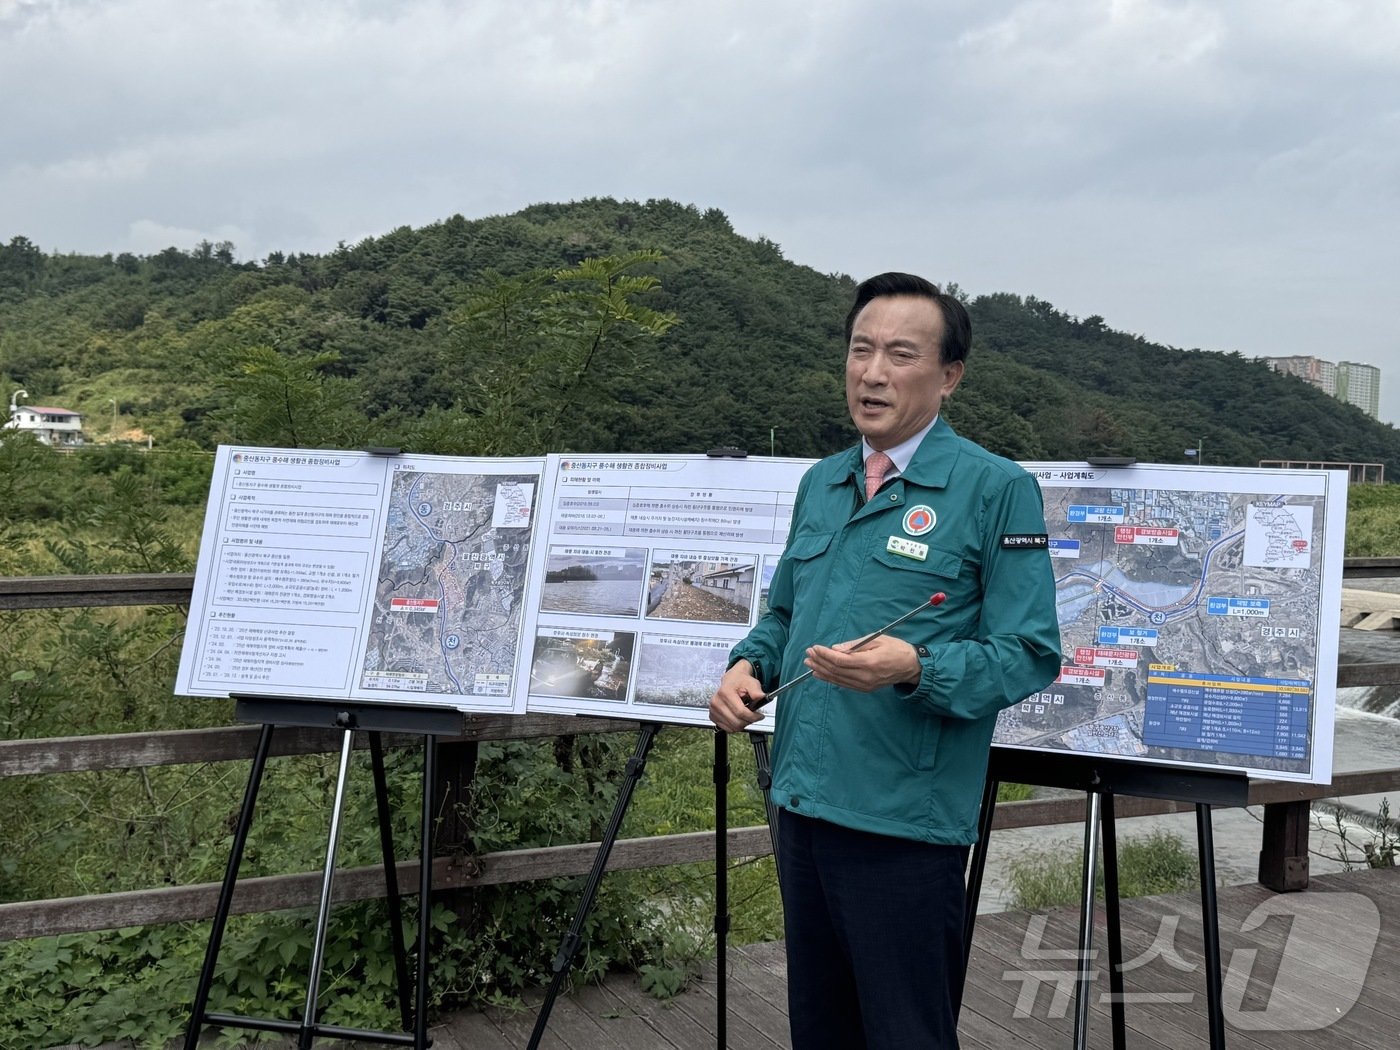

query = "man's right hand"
[{"left": 709, "top": 659, "right": 766, "bottom": 733}]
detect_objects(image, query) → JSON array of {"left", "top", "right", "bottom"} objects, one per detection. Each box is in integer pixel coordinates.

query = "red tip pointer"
[{"left": 744, "top": 592, "right": 947, "bottom": 711}]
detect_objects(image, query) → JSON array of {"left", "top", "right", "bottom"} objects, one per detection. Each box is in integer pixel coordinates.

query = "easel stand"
[
  {"left": 962, "top": 749, "right": 1248, "bottom": 1050},
  {"left": 749, "top": 732, "right": 782, "bottom": 879},
  {"left": 527, "top": 724, "right": 781, "bottom": 1050},
  {"left": 526, "top": 722, "right": 661, "bottom": 1050},
  {"left": 185, "top": 695, "right": 460, "bottom": 1049},
  {"left": 713, "top": 730, "right": 783, "bottom": 1050}
]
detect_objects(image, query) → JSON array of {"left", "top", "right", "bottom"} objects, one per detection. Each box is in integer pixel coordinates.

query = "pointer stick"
[{"left": 744, "top": 592, "right": 947, "bottom": 711}]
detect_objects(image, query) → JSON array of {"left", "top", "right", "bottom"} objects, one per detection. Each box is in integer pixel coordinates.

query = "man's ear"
[{"left": 941, "top": 360, "right": 965, "bottom": 398}]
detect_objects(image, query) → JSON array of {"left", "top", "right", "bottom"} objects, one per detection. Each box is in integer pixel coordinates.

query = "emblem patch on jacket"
[{"left": 903, "top": 505, "right": 936, "bottom": 536}]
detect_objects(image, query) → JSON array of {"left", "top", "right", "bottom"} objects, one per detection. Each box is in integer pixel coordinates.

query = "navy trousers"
[{"left": 778, "top": 809, "right": 970, "bottom": 1049}]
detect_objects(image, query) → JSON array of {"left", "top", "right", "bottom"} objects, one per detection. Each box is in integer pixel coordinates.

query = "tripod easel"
[
  {"left": 185, "top": 695, "right": 459, "bottom": 1049},
  {"left": 962, "top": 748, "right": 1248, "bottom": 1050},
  {"left": 526, "top": 723, "right": 780, "bottom": 1050}
]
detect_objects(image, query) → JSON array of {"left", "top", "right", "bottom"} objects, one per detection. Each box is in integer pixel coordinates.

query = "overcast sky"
[{"left": 4, "top": 0, "right": 1398, "bottom": 422}]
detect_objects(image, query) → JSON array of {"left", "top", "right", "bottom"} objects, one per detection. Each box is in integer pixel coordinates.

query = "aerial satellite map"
[
  {"left": 996, "top": 475, "right": 1334, "bottom": 779},
  {"left": 359, "top": 469, "right": 538, "bottom": 698}
]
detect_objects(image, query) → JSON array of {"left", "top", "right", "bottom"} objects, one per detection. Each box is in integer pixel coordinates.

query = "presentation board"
[
  {"left": 995, "top": 462, "right": 1346, "bottom": 784},
  {"left": 177, "top": 448, "right": 1345, "bottom": 781},
  {"left": 175, "top": 447, "right": 811, "bottom": 729}
]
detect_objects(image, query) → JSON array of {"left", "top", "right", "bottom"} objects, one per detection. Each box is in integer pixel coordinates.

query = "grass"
[
  {"left": 998, "top": 782, "right": 1035, "bottom": 803},
  {"left": 1004, "top": 829, "right": 1199, "bottom": 911},
  {"left": 1346, "top": 484, "right": 1400, "bottom": 556},
  {"left": 614, "top": 725, "right": 784, "bottom": 986}
]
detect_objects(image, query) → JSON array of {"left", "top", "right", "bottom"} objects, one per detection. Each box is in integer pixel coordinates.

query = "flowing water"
[
  {"left": 540, "top": 579, "right": 643, "bottom": 617},
  {"left": 974, "top": 628, "right": 1400, "bottom": 912}
]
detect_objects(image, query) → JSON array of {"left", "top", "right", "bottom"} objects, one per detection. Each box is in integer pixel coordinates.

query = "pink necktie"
[{"left": 865, "top": 451, "right": 894, "bottom": 502}]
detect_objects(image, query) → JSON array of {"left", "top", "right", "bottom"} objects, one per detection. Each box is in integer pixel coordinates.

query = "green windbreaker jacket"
[{"left": 731, "top": 418, "right": 1062, "bottom": 843}]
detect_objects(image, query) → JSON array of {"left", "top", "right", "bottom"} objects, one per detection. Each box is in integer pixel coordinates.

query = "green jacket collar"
[{"left": 830, "top": 417, "right": 963, "bottom": 493}]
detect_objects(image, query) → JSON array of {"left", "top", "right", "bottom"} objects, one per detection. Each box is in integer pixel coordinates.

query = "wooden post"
[
  {"left": 1258, "top": 799, "right": 1311, "bottom": 891},
  {"left": 433, "top": 740, "right": 481, "bottom": 919}
]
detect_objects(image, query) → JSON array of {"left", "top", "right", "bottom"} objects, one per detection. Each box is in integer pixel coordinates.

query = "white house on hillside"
[{"left": 5, "top": 402, "right": 86, "bottom": 446}]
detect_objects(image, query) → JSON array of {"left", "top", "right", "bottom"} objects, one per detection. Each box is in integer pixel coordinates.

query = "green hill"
[{"left": 3, "top": 198, "right": 1396, "bottom": 472}]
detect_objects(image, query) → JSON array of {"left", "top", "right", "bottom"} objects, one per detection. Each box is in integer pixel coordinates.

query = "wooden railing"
[{"left": 4, "top": 561, "right": 1400, "bottom": 941}]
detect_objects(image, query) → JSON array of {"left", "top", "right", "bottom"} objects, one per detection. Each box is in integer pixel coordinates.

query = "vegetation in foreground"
[{"left": 1004, "top": 830, "right": 1200, "bottom": 912}]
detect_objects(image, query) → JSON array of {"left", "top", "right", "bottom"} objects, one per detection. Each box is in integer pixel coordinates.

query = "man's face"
[{"left": 845, "top": 295, "right": 965, "bottom": 451}]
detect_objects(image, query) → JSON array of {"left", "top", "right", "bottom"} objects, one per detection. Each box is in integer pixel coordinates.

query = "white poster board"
[
  {"left": 998, "top": 463, "right": 1346, "bottom": 784},
  {"left": 519, "top": 454, "right": 808, "bottom": 728},
  {"left": 176, "top": 447, "right": 810, "bottom": 728},
  {"left": 177, "top": 450, "right": 1345, "bottom": 778},
  {"left": 177, "top": 448, "right": 547, "bottom": 713}
]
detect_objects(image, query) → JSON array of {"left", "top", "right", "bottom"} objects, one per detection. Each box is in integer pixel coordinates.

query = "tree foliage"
[
  {"left": 413, "top": 251, "right": 678, "bottom": 456},
  {"left": 3, "top": 199, "right": 1398, "bottom": 474}
]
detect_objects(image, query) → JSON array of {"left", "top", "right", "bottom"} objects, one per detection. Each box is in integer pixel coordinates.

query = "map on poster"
[
  {"left": 996, "top": 463, "right": 1346, "bottom": 783},
  {"left": 175, "top": 447, "right": 810, "bottom": 725},
  {"left": 358, "top": 468, "right": 537, "bottom": 699}
]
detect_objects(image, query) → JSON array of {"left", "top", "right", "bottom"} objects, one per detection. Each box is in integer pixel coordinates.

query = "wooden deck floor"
[{"left": 428, "top": 867, "right": 1400, "bottom": 1049}]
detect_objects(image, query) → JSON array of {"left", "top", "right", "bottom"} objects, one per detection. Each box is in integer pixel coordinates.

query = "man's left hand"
[{"left": 804, "top": 634, "right": 923, "bottom": 692}]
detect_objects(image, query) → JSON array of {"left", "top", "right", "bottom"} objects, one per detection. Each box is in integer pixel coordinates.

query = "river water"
[
  {"left": 541, "top": 579, "right": 643, "bottom": 617},
  {"left": 974, "top": 627, "right": 1400, "bottom": 913}
]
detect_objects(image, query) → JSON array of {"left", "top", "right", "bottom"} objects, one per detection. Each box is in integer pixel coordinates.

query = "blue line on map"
[
  {"left": 406, "top": 472, "right": 464, "bottom": 692},
  {"left": 407, "top": 474, "right": 441, "bottom": 540},
  {"left": 1055, "top": 527, "right": 1244, "bottom": 621},
  {"left": 437, "top": 575, "right": 462, "bottom": 692}
]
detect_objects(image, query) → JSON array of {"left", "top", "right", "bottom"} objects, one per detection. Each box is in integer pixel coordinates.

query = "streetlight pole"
[{"left": 109, "top": 398, "right": 118, "bottom": 436}]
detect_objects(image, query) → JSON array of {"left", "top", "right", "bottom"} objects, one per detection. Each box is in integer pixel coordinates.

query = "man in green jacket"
[{"left": 710, "top": 272, "right": 1061, "bottom": 1049}]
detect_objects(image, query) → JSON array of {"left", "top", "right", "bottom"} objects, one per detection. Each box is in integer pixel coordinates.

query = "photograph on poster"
[
  {"left": 633, "top": 634, "right": 734, "bottom": 710},
  {"left": 644, "top": 550, "right": 756, "bottom": 624},
  {"left": 529, "top": 629, "right": 636, "bottom": 703},
  {"left": 756, "top": 557, "right": 780, "bottom": 619},
  {"left": 539, "top": 545, "right": 648, "bottom": 617}
]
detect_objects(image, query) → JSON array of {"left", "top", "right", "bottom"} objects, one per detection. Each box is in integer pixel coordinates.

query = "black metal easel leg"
[
  {"left": 1073, "top": 790, "right": 1103, "bottom": 1050},
  {"left": 415, "top": 734, "right": 438, "bottom": 1050},
  {"left": 370, "top": 732, "right": 414, "bottom": 1033},
  {"left": 185, "top": 698, "right": 455, "bottom": 1049},
  {"left": 1197, "top": 802, "right": 1226, "bottom": 1050},
  {"left": 184, "top": 722, "right": 277, "bottom": 1049},
  {"left": 1100, "top": 792, "right": 1126, "bottom": 1050},
  {"left": 955, "top": 772, "right": 1000, "bottom": 1020},
  {"left": 298, "top": 727, "right": 358, "bottom": 1049},
  {"left": 962, "top": 773, "right": 999, "bottom": 979},
  {"left": 749, "top": 733, "right": 781, "bottom": 882},
  {"left": 526, "top": 723, "right": 662, "bottom": 1050},
  {"left": 715, "top": 730, "right": 729, "bottom": 1050}
]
